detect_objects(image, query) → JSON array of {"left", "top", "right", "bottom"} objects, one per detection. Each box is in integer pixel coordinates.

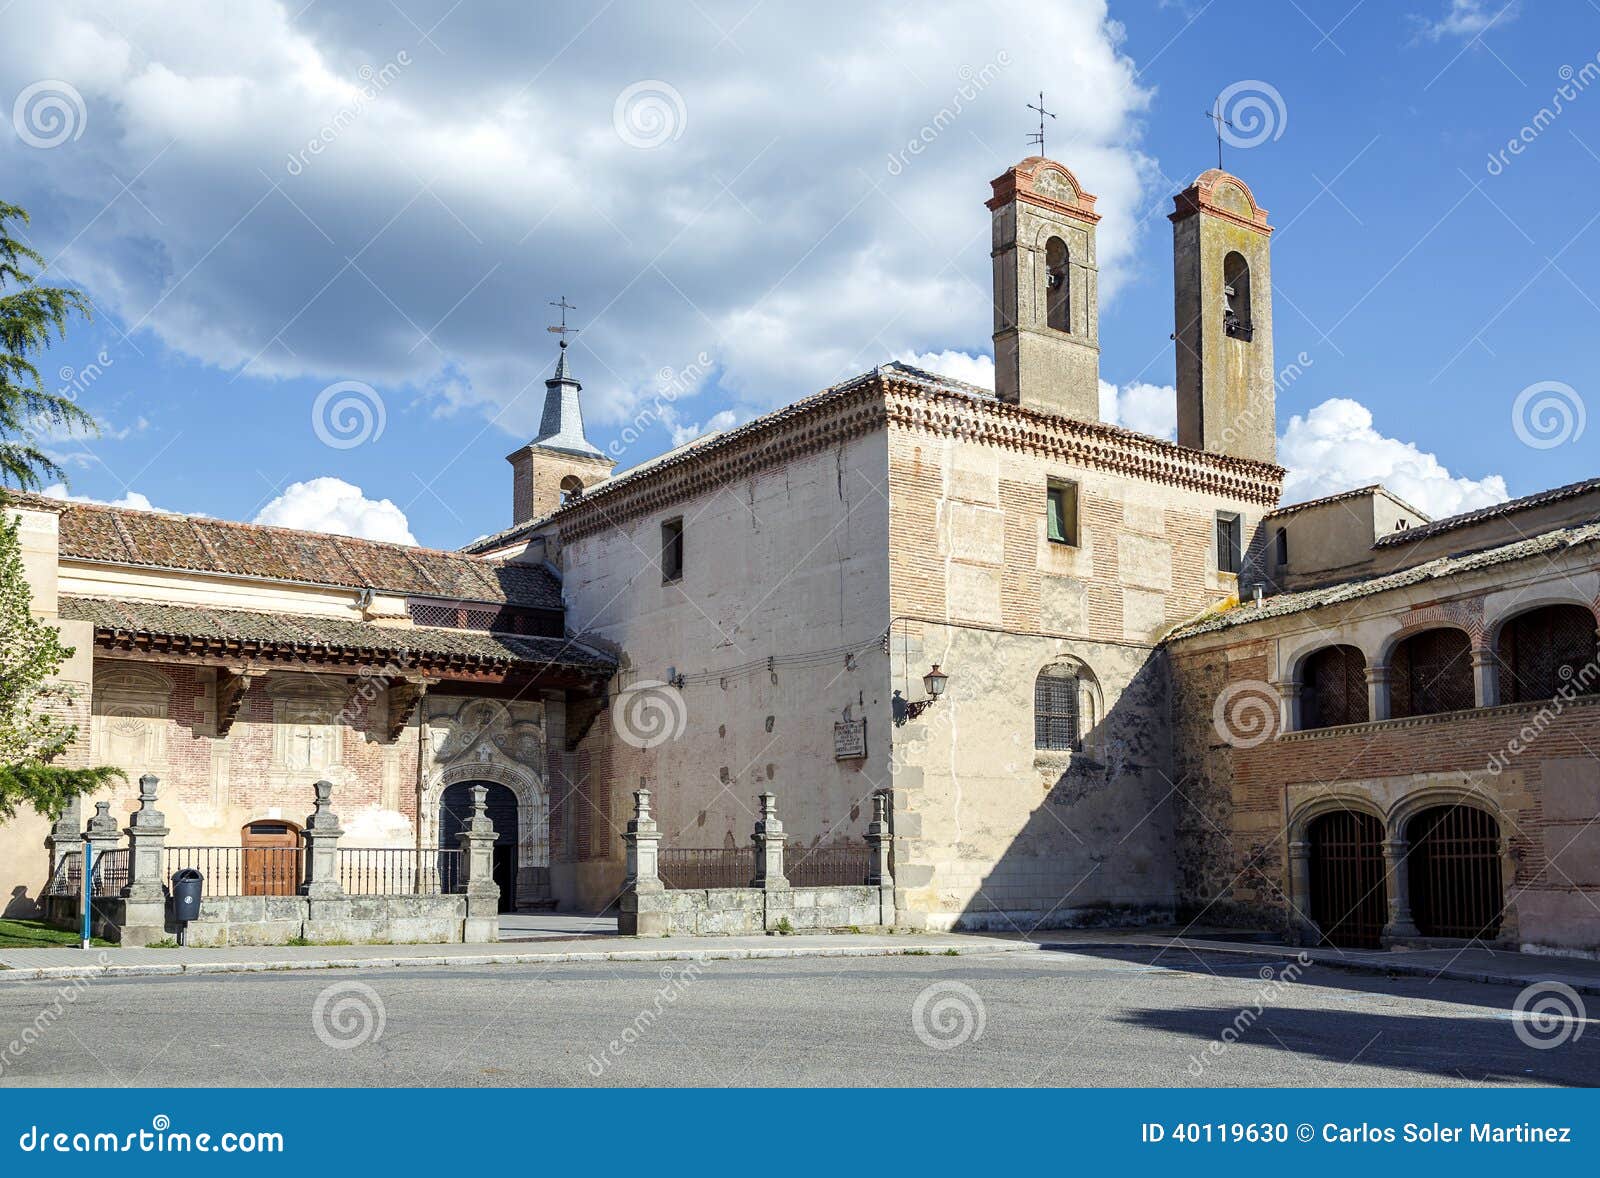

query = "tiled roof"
[
  {"left": 1167, "top": 519, "right": 1600, "bottom": 641},
  {"left": 9, "top": 492, "right": 563, "bottom": 610},
  {"left": 1263, "top": 483, "right": 1428, "bottom": 522},
  {"left": 1371, "top": 476, "right": 1600, "bottom": 549},
  {"left": 58, "top": 596, "right": 615, "bottom": 673}
]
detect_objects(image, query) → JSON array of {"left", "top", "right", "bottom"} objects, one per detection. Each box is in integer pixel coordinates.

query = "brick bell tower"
[
  {"left": 988, "top": 156, "right": 1102, "bottom": 421},
  {"left": 1170, "top": 168, "right": 1276, "bottom": 464},
  {"left": 506, "top": 340, "right": 615, "bottom": 524}
]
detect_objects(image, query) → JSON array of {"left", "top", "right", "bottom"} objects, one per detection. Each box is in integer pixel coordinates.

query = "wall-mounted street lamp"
[{"left": 894, "top": 664, "right": 949, "bottom": 726}]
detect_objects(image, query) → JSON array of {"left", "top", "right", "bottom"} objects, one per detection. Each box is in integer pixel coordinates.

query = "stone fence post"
[
  {"left": 619, "top": 788, "right": 668, "bottom": 936},
  {"left": 83, "top": 801, "right": 120, "bottom": 859},
  {"left": 457, "top": 784, "right": 500, "bottom": 943},
  {"left": 300, "top": 779, "right": 344, "bottom": 899},
  {"left": 120, "top": 773, "right": 170, "bottom": 946},
  {"left": 865, "top": 790, "right": 896, "bottom": 927},
  {"left": 47, "top": 796, "right": 84, "bottom": 879},
  {"left": 751, "top": 792, "right": 788, "bottom": 890}
]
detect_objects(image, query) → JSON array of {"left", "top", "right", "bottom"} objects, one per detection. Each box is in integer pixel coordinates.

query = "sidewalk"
[
  {"left": 1019, "top": 929, "right": 1600, "bottom": 997},
  {"left": 0, "top": 930, "right": 1034, "bottom": 981}
]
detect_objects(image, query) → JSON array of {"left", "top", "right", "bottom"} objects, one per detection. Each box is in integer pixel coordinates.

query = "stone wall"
[
  {"left": 881, "top": 415, "right": 1274, "bottom": 930},
  {"left": 632, "top": 885, "right": 891, "bottom": 937},
  {"left": 47, "top": 892, "right": 478, "bottom": 947}
]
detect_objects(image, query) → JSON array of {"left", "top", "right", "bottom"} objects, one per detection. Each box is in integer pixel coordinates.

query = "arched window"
[
  {"left": 1497, "top": 604, "right": 1600, "bottom": 703},
  {"left": 1390, "top": 628, "right": 1474, "bottom": 718},
  {"left": 1044, "top": 236, "right": 1070, "bottom": 332},
  {"left": 1223, "top": 251, "right": 1252, "bottom": 340},
  {"left": 1300, "top": 645, "right": 1368, "bottom": 730},
  {"left": 559, "top": 474, "right": 585, "bottom": 506},
  {"left": 1034, "top": 662, "right": 1084, "bottom": 750},
  {"left": 1406, "top": 805, "right": 1503, "bottom": 939}
]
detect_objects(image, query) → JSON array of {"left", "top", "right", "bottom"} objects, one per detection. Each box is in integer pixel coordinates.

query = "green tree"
[
  {"left": 1, "top": 200, "right": 99, "bottom": 490},
  {"left": 0, "top": 199, "right": 120, "bottom": 816}
]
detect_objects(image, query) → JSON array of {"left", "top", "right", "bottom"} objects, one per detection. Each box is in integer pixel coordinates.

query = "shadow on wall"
[
  {"left": 4, "top": 885, "right": 42, "bottom": 920},
  {"left": 895, "top": 627, "right": 1183, "bottom": 933}
]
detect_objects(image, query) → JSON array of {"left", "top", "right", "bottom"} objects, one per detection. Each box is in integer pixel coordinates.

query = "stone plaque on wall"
[{"left": 834, "top": 719, "right": 867, "bottom": 760}]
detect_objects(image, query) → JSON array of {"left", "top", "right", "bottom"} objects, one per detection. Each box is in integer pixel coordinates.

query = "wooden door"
[{"left": 241, "top": 820, "right": 301, "bottom": 896}]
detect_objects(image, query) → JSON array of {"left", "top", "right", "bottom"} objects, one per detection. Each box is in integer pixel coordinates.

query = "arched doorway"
[
  {"left": 1406, "top": 805, "right": 1503, "bottom": 940},
  {"left": 440, "top": 782, "right": 519, "bottom": 913},
  {"left": 241, "top": 819, "right": 301, "bottom": 896},
  {"left": 1307, "top": 809, "right": 1387, "bottom": 948}
]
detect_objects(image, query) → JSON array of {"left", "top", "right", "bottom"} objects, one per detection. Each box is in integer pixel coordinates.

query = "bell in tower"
[
  {"left": 1169, "top": 168, "right": 1276, "bottom": 465},
  {"left": 987, "top": 156, "right": 1102, "bottom": 421}
]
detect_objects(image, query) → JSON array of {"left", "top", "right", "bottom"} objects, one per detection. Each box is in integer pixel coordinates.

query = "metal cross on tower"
[
  {"left": 547, "top": 296, "right": 579, "bottom": 345},
  {"left": 1204, "top": 99, "right": 1236, "bottom": 171},
  {"left": 1026, "top": 91, "right": 1055, "bottom": 156}
]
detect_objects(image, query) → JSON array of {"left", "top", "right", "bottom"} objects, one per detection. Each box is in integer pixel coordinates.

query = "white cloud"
[
  {"left": 668, "top": 409, "right": 738, "bottom": 448},
  {"left": 252, "top": 477, "right": 417, "bottom": 545},
  {"left": 1099, "top": 378, "right": 1177, "bottom": 439},
  {"left": 1, "top": 0, "right": 1156, "bottom": 436},
  {"left": 1278, "top": 398, "right": 1508, "bottom": 519},
  {"left": 895, "top": 350, "right": 996, "bottom": 390},
  {"left": 1414, "top": 0, "right": 1518, "bottom": 41},
  {"left": 39, "top": 483, "right": 177, "bottom": 513}
]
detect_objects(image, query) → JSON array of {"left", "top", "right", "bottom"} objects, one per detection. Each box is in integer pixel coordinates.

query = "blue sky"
[{"left": 1, "top": 0, "right": 1593, "bottom": 549}]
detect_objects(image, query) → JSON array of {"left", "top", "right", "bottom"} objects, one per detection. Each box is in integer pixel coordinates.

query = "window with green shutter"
[{"left": 1047, "top": 480, "right": 1079, "bottom": 546}]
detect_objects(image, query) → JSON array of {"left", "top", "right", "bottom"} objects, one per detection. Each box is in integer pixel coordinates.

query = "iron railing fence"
[
  {"left": 659, "top": 844, "right": 874, "bottom": 889},
  {"left": 44, "top": 851, "right": 82, "bottom": 898},
  {"left": 787, "top": 844, "right": 873, "bottom": 888},
  {"left": 337, "top": 847, "right": 464, "bottom": 895},
  {"left": 91, "top": 849, "right": 129, "bottom": 897},
  {"left": 164, "top": 846, "right": 302, "bottom": 898},
  {"left": 659, "top": 847, "right": 751, "bottom": 890}
]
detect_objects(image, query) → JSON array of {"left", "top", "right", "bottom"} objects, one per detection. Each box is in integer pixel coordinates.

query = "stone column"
[
  {"left": 1470, "top": 647, "right": 1499, "bottom": 709},
  {"left": 1381, "top": 837, "right": 1420, "bottom": 942},
  {"left": 1365, "top": 665, "right": 1391, "bottom": 722},
  {"left": 751, "top": 792, "right": 788, "bottom": 890},
  {"left": 457, "top": 784, "right": 501, "bottom": 943},
  {"left": 1273, "top": 679, "right": 1302, "bottom": 734},
  {"left": 618, "top": 788, "right": 668, "bottom": 937},
  {"left": 120, "top": 774, "right": 170, "bottom": 947},
  {"left": 1286, "top": 838, "right": 1319, "bottom": 945},
  {"left": 299, "top": 779, "right": 344, "bottom": 899},
  {"left": 865, "top": 791, "right": 896, "bottom": 928}
]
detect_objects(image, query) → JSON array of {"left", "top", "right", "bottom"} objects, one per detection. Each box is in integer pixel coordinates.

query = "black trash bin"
[{"left": 171, "top": 868, "right": 203, "bottom": 945}]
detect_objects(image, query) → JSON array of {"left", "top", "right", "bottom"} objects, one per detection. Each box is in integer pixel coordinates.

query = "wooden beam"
[{"left": 214, "top": 667, "right": 263, "bottom": 738}]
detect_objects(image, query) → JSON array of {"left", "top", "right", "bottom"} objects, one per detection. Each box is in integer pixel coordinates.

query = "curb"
[{"left": 0, "top": 938, "right": 1038, "bottom": 982}]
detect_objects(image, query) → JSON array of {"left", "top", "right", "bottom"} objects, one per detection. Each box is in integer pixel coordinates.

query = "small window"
[
  {"left": 1216, "top": 511, "right": 1242, "bottom": 575},
  {"left": 1034, "top": 665, "right": 1081, "bottom": 751},
  {"left": 1274, "top": 526, "right": 1289, "bottom": 569},
  {"left": 1046, "top": 480, "right": 1079, "bottom": 546},
  {"left": 661, "top": 517, "right": 684, "bottom": 583}
]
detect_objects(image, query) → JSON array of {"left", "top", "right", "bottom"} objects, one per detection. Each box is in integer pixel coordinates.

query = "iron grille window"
[
  {"left": 1034, "top": 668, "right": 1081, "bottom": 751},
  {"left": 407, "top": 600, "right": 558, "bottom": 635},
  {"left": 1406, "top": 805, "right": 1504, "bottom": 940},
  {"left": 1046, "top": 480, "right": 1079, "bottom": 546},
  {"left": 1391, "top": 628, "right": 1475, "bottom": 718},
  {"left": 1301, "top": 645, "right": 1369, "bottom": 730},
  {"left": 1215, "top": 511, "right": 1242, "bottom": 574},
  {"left": 1497, "top": 604, "right": 1600, "bottom": 703}
]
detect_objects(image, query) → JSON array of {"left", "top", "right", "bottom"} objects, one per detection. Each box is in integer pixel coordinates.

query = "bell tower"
[
  {"left": 506, "top": 340, "right": 615, "bottom": 524},
  {"left": 1170, "top": 168, "right": 1276, "bottom": 464},
  {"left": 988, "top": 157, "right": 1101, "bottom": 421}
]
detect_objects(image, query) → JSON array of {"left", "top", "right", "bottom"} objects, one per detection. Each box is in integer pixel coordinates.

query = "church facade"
[{"left": 7, "top": 155, "right": 1598, "bottom": 955}]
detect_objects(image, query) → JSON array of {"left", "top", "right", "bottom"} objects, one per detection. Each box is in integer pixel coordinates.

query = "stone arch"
[
  {"left": 1044, "top": 235, "right": 1070, "bottom": 332},
  {"left": 421, "top": 759, "right": 550, "bottom": 906},
  {"left": 1490, "top": 599, "right": 1600, "bottom": 704},
  {"left": 1485, "top": 592, "right": 1599, "bottom": 647},
  {"left": 1386, "top": 784, "right": 1509, "bottom": 843},
  {"left": 1375, "top": 617, "right": 1479, "bottom": 668},
  {"left": 1287, "top": 791, "right": 1385, "bottom": 844},
  {"left": 1032, "top": 654, "right": 1104, "bottom": 754},
  {"left": 1388, "top": 789, "right": 1511, "bottom": 942}
]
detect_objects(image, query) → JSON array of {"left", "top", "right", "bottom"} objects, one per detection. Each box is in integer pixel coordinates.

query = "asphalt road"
[{"left": 0, "top": 944, "right": 1594, "bottom": 1087}]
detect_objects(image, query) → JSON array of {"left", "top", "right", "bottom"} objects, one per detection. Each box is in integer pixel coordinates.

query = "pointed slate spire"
[{"left": 531, "top": 341, "right": 605, "bottom": 458}]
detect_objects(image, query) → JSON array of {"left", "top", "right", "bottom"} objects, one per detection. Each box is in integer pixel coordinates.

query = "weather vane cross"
[
  {"left": 1204, "top": 99, "right": 1236, "bottom": 171},
  {"left": 547, "top": 295, "right": 579, "bottom": 344},
  {"left": 1026, "top": 91, "right": 1055, "bottom": 156}
]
